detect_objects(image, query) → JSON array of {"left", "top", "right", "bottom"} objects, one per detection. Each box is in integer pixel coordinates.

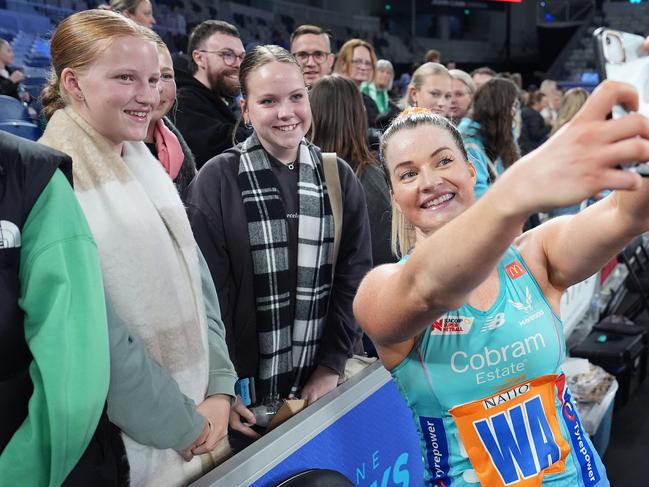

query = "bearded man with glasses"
[
  {"left": 290, "top": 25, "right": 335, "bottom": 87},
  {"left": 174, "top": 20, "right": 251, "bottom": 168}
]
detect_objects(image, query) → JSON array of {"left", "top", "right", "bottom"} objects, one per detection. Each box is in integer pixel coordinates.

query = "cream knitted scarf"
[{"left": 40, "top": 107, "right": 209, "bottom": 487}]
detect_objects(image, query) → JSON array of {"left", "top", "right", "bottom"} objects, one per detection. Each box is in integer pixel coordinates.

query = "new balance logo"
[{"left": 482, "top": 312, "right": 505, "bottom": 332}]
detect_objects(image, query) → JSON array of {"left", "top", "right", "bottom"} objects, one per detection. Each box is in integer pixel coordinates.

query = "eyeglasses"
[
  {"left": 351, "top": 59, "right": 373, "bottom": 68},
  {"left": 198, "top": 49, "right": 245, "bottom": 66},
  {"left": 292, "top": 50, "right": 330, "bottom": 64}
]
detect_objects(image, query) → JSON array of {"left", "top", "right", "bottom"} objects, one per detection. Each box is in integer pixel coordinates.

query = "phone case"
[{"left": 593, "top": 28, "right": 649, "bottom": 118}]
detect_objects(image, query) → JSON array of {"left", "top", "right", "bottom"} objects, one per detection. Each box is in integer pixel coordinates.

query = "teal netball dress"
[{"left": 391, "top": 247, "right": 609, "bottom": 487}]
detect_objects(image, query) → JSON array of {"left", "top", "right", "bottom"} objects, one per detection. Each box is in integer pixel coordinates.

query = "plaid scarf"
[{"left": 238, "top": 132, "right": 334, "bottom": 401}]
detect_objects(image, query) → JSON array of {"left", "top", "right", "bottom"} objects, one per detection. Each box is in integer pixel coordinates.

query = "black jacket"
[
  {"left": 359, "top": 163, "right": 395, "bottom": 266},
  {"left": 519, "top": 107, "right": 550, "bottom": 156},
  {"left": 186, "top": 148, "right": 371, "bottom": 385},
  {"left": 173, "top": 76, "right": 250, "bottom": 169},
  {"left": 362, "top": 92, "right": 380, "bottom": 129},
  {"left": 0, "top": 132, "right": 68, "bottom": 452},
  {"left": 0, "top": 67, "right": 20, "bottom": 99},
  {"left": 0, "top": 132, "right": 127, "bottom": 486}
]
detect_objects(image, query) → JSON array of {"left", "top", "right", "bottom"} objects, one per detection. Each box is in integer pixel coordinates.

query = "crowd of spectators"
[{"left": 3, "top": 1, "right": 647, "bottom": 486}]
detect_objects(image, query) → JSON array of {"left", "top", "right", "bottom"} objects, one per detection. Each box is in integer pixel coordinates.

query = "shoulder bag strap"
[{"left": 322, "top": 152, "right": 342, "bottom": 279}]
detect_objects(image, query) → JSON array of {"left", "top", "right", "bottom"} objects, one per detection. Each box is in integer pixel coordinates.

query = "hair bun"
[{"left": 399, "top": 106, "right": 433, "bottom": 118}]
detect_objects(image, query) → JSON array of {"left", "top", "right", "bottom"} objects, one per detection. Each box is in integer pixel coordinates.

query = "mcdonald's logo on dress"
[{"left": 505, "top": 261, "right": 526, "bottom": 280}]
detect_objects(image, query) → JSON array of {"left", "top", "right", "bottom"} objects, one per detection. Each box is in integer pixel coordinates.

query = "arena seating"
[
  {"left": 0, "top": 120, "right": 41, "bottom": 140},
  {"left": 553, "top": 2, "right": 649, "bottom": 84},
  {"left": 0, "top": 95, "right": 31, "bottom": 121}
]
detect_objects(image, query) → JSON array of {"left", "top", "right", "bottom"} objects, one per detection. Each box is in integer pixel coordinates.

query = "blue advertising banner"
[{"left": 251, "top": 380, "right": 424, "bottom": 487}]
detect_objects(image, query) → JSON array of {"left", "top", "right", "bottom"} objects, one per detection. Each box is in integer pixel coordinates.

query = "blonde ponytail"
[{"left": 40, "top": 71, "right": 66, "bottom": 121}]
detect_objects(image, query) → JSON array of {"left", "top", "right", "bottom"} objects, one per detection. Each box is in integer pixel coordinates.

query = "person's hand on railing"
[
  {"left": 177, "top": 418, "right": 209, "bottom": 462},
  {"left": 229, "top": 396, "right": 261, "bottom": 439},
  {"left": 176, "top": 394, "right": 233, "bottom": 461},
  {"left": 192, "top": 394, "right": 232, "bottom": 455},
  {"left": 300, "top": 365, "right": 340, "bottom": 406}
]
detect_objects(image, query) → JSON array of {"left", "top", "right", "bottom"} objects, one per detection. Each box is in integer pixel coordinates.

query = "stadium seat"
[
  {"left": 0, "top": 10, "right": 51, "bottom": 34},
  {"left": 22, "top": 83, "right": 42, "bottom": 99},
  {"left": 23, "top": 76, "right": 46, "bottom": 87},
  {"left": 0, "top": 120, "right": 42, "bottom": 141},
  {"left": 24, "top": 57, "right": 49, "bottom": 68},
  {"left": 0, "top": 95, "right": 31, "bottom": 121}
]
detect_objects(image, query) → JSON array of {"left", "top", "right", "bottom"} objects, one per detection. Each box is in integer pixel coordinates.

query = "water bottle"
[{"left": 250, "top": 394, "right": 282, "bottom": 428}]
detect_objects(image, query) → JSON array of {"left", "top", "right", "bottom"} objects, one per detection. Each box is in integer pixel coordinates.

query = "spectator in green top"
[{"left": 361, "top": 59, "right": 394, "bottom": 115}]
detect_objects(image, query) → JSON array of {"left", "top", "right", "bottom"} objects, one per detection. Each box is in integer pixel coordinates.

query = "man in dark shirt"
[
  {"left": 519, "top": 90, "right": 551, "bottom": 156},
  {"left": 173, "top": 20, "right": 249, "bottom": 168}
]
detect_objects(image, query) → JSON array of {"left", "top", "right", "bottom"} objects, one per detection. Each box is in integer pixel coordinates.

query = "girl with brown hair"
[
  {"left": 39, "top": 9, "right": 236, "bottom": 486},
  {"left": 457, "top": 77, "right": 521, "bottom": 198},
  {"left": 187, "top": 45, "right": 371, "bottom": 439},
  {"left": 310, "top": 74, "right": 394, "bottom": 266}
]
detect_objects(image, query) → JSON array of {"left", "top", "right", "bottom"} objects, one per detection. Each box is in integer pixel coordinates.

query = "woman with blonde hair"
[
  {"left": 540, "top": 79, "right": 562, "bottom": 125},
  {"left": 448, "top": 68, "right": 476, "bottom": 122},
  {"left": 39, "top": 9, "right": 236, "bottom": 486},
  {"left": 143, "top": 31, "right": 197, "bottom": 201},
  {"left": 354, "top": 80, "right": 649, "bottom": 487},
  {"left": 110, "top": 0, "right": 155, "bottom": 28},
  {"left": 334, "top": 38, "right": 381, "bottom": 127},
  {"left": 551, "top": 87, "right": 589, "bottom": 135},
  {"left": 402, "top": 62, "right": 452, "bottom": 117}
]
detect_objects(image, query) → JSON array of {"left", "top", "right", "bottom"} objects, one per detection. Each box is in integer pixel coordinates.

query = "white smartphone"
[{"left": 594, "top": 28, "right": 649, "bottom": 175}]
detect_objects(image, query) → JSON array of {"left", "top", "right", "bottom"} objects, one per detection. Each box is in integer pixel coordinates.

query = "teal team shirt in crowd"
[{"left": 391, "top": 246, "right": 609, "bottom": 487}]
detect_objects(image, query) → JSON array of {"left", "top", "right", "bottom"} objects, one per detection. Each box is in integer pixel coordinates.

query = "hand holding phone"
[{"left": 594, "top": 28, "right": 649, "bottom": 175}]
